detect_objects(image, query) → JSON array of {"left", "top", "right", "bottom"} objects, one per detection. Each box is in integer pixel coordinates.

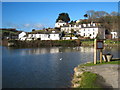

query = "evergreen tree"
[{"left": 56, "top": 13, "right": 70, "bottom": 23}]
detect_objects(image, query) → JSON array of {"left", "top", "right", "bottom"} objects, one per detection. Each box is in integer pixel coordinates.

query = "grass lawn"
[
  {"left": 104, "top": 40, "right": 120, "bottom": 44},
  {"left": 80, "top": 39, "right": 120, "bottom": 45},
  {"left": 78, "top": 72, "right": 102, "bottom": 89},
  {"left": 79, "top": 59, "right": 120, "bottom": 67}
]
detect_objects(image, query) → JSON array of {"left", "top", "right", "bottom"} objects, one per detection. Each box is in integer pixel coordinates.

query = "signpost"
[
  {"left": 94, "top": 39, "right": 104, "bottom": 64},
  {"left": 94, "top": 39, "right": 97, "bottom": 64}
]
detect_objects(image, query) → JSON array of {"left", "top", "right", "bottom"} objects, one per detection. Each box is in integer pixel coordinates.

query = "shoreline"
[{"left": 1, "top": 39, "right": 120, "bottom": 48}]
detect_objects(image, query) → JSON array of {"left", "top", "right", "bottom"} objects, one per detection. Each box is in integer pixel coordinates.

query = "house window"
[
  {"left": 37, "top": 38, "right": 41, "bottom": 40},
  {"left": 48, "top": 35, "right": 50, "bottom": 38},
  {"left": 84, "top": 33, "right": 85, "bottom": 36}
]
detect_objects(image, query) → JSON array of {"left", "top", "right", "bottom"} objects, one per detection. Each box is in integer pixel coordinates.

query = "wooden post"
[
  {"left": 94, "top": 39, "right": 97, "bottom": 64},
  {"left": 100, "top": 49, "right": 103, "bottom": 63}
]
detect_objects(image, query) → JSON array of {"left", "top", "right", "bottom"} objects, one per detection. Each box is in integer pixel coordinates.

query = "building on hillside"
[
  {"left": 55, "top": 20, "right": 67, "bottom": 28},
  {"left": 18, "top": 31, "right": 61, "bottom": 41},
  {"left": 62, "top": 37, "right": 78, "bottom": 40},
  {"left": 76, "top": 19, "right": 81, "bottom": 24},
  {"left": 61, "top": 24, "right": 81, "bottom": 33},
  {"left": 61, "top": 23, "right": 105, "bottom": 39},
  {"left": 27, "top": 33, "right": 60, "bottom": 40},
  {"left": 18, "top": 32, "right": 27, "bottom": 40},
  {"left": 111, "top": 32, "right": 118, "bottom": 39},
  {"left": 78, "top": 27, "right": 105, "bottom": 39},
  {"left": 41, "top": 34, "right": 60, "bottom": 40},
  {"left": 61, "top": 23, "right": 97, "bottom": 33}
]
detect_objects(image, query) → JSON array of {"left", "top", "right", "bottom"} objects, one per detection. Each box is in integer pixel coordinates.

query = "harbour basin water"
[{"left": 2, "top": 46, "right": 120, "bottom": 88}]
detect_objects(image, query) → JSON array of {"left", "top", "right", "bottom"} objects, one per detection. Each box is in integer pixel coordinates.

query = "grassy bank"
[
  {"left": 80, "top": 39, "right": 120, "bottom": 47},
  {"left": 79, "top": 59, "right": 120, "bottom": 67},
  {"left": 104, "top": 39, "right": 120, "bottom": 44},
  {"left": 78, "top": 72, "right": 101, "bottom": 88},
  {"left": 81, "top": 40, "right": 94, "bottom": 46},
  {"left": 72, "top": 69, "right": 102, "bottom": 88},
  {"left": 2, "top": 39, "right": 120, "bottom": 48},
  {"left": 7, "top": 39, "right": 81, "bottom": 48},
  {"left": 72, "top": 59, "right": 120, "bottom": 88}
]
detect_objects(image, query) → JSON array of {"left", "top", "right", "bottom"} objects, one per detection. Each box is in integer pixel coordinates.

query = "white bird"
[{"left": 60, "top": 58, "right": 63, "bottom": 60}]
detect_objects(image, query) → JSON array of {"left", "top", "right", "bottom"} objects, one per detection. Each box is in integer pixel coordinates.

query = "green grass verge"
[
  {"left": 78, "top": 72, "right": 101, "bottom": 88},
  {"left": 81, "top": 39, "right": 120, "bottom": 45},
  {"left": 73, "top": 59, "right": 120, "bottom": 89},
  {"left": 79, "top": 59, "right": 120, "bottom": 67},
  {"left": 81, "top": 41, "right": 94, "bottom": 44},
  {"left": 104, "top": 40, "right": 120, "bottom": 44}
]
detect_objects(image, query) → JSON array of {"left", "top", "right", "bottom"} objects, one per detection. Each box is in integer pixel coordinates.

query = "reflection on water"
[
  {"left": 7, "top": 47, "right": 94, "bottom": 55},
  {"left": 2, "top": 46, "right": 120, "bottom": 88}
]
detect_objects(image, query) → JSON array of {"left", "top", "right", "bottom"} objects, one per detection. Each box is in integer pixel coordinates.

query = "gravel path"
[{"left": 84, "top": 64, "right": 120, "bottom": 88}]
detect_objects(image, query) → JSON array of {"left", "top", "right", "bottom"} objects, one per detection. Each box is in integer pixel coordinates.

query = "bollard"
[
  {"left": 106, "top": 53, "right": 113, "bottom": 62},
  {"left": 102, "top": 54, "right": 107, "bottom": 62}
]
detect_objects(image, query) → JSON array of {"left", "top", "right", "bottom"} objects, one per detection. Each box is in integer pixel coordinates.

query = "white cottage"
[
  {"left": 18, "top": 32, "right": 27, "bottom": 40},
  {"left": 61, "top": 23, "right": 105, "bottom": 39},
  {"left": 62, "top": 37, "right": 78, "bottom": 40},
  {"left": 78, "top": 27, "right": 105, "bottom": 39},
  {"left": 55, "top": 20, "right": 67, "bottom": 28},
  {"left": 27, "top": 34, "right": 41, "bottom": 40},
  {"left": 22, "top": 33, "right": 61, "bottom": 41},
  {"left": 61, "top": 25, "right": 81, "bottom": 33},
  {"left": 40, "top": 34, "right": 60, "bottom": 40}
]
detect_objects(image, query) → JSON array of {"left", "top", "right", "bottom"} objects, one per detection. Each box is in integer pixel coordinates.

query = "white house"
[
  {"left": 27, "top": 34, "right": 41, "bottom": 40},
  {"left": 18, "top": 32, "right": 27, "bottom": 40},
  {"left": 61, "top": 25, "right": 81, "bottom": 33},
  {"left": 61, "top": 23, "right": 97, "bottom": 34},
  {"left": 18, "top": 32, "right": 61, "bottom": 41},
  {"left": 62, "top": 37, "right": 78, "bottom": 40},
  {"left": 78, "top": 27, "right": 105, "bottom": 39},
  {"left": 40, "top": 34, "right": 60, "bottom": 40},
  {"left": 76, "top": 19, "right": 81, "bottom": 23},
  {"left": 61, "top": 23, "right": 105, "bottom": 39},
  {"left": 55, "top": 20, "right": 67, "bottom": 28},
  {"left": 111, "top": 32, "right": 118, "bottom": 39}
]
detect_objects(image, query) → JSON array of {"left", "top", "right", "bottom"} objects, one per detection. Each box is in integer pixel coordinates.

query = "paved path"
[{"left": 84, "top": 64, "right": 120, "bottom": 88}]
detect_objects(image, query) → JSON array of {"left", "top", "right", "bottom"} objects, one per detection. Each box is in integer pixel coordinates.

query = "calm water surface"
[{"left": 2, "top": 46, "right": 120, "bottom": 88}]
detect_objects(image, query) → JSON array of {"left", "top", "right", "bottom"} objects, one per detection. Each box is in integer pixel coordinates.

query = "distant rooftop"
[{"left": 57, "top": 20, "right": 66, "bottom": 23}]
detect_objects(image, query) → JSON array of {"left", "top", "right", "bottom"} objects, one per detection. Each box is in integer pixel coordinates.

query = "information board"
[{"left": 96, "top": 40, "right": 104, "bottom": 49}]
